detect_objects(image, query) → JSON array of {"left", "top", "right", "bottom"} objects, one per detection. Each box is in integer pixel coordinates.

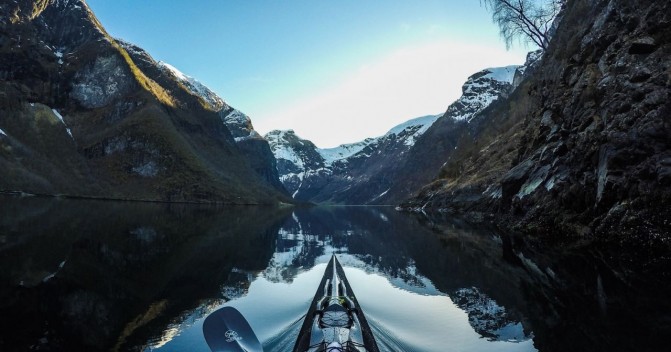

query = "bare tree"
[{"left": 481, "top": 0, "right": 564, "bottom": 50}]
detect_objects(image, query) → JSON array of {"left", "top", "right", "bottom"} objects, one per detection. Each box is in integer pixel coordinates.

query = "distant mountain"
[
  {"left": 266, "top": 63, "right": 530, "bottom": 204},
  {"left": 266, "top": 114, "right": 440, "bottom": 202},
  {"left": 0, "top": 0, "right": 288, "bottom": 202}
]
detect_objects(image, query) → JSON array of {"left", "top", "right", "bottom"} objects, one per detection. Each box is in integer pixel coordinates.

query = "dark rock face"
[
  {"left": 0, "top": 0, "right": 288, "bottom": 203},
  {"left": 70, "top": 55, "right": 134, "bottom": 108},
  {"left": 403, "top": 0, "right": 671, "bottom": 267}
]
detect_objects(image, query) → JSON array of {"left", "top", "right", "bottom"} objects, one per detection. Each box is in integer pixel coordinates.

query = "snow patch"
[
  {"left": 42, "top": 260, "right": 67, "bottom": 282},
  {"left": 54, "top": 50, "right": 64, "bottom": 65},
  {"left": 52, "top": 109, "right": 74, "bottom": 139},
  {"left": 292, "top": 180, "right": 302, "bottom": 198},
  {"left": 481, "top": 65, "right": 518, "bottom": 83},
  {"left": 385, "top": 114, "right": 440, "bottom": 146},
  {"left": 266, "top": 130, "right": 308, "bottom": 169},
  {"left": 386, "top": 114, "right": 440, "bottom": 136},
  {"left": 316, "top": 113, "right": 440, "bottom": 165},
  {"left": 371, "top": 188, "right": 390, "bottom": 202},
  {"left": 222, "top": 109, "right": 260, "bottom": 141},
  {"left": 51, "top": 109, "right": 65, "bottom": 123},
  {"left": 273, "top": 145, "right": 305, "bottom": 169},
  {"left": 0, "top": 128, "right": 6, "bottom": 137},
  {"left": 318, "top": 139, "right": 375, "bottom": 165},
  {"left": 447, "top": 65, "right": 520, "bottom": 123},
  {"left": 158, "top": 61, "right": 225, "bottom": 110},
  {"left": 223, "top": 109, "right": 251, "bottom": 126},
  {"left": 454, "top": 287, "right": 530, "bottom": 342}
]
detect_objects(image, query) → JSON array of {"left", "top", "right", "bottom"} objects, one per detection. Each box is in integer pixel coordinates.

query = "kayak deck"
[{"left": 293, "top": 255, "right": 379, "bottom": 352}]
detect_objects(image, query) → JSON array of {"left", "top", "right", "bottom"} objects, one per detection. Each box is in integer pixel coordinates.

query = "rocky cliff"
[
  {"left": 0, "top": 0, "right": 288, "bottom": 203},
  {"left": 403, "top": 0, "right": 671, "bottom": 268}
]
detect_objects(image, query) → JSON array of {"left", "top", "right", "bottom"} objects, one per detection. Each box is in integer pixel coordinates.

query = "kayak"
[
  {"left": 203, "top": 254, "right": 378, "bottom": 352},
  {"left": 293, "top": 254, "right": 379, "bottom": 352}
]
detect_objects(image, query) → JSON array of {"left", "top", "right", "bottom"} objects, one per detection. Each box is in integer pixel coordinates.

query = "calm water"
[{"left": 0, "top": 196, "right": 669, "bottom": 351}]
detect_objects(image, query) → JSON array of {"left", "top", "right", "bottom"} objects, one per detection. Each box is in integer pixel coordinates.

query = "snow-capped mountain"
[
  {"left": 265, "top": 114, "right": 440, "bottom": 202},
  {"left": 157, "top": 61, "right": 226, "bottom": 111},
  {"left": 220, "top": 109, "right": 261, "bottom": 142},
  {"left": 319, "top": 138, "right": 376, "bottom": 166},
  {"left": 446, "top": 65, "right": 519, "bottom": 123},
  {"left": 265, "top": 61, "right": 531, "bottom": 204},
  {"left": 265, "top": 130, "right": 327, "bottom": 198}
]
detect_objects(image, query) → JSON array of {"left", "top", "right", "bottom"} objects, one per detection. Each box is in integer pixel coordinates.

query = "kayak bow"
[
  {"left": 293, "top": 255, "right": 379, "bottom": 352},
  {"left": 202, "top": 255, "right": 378, "bottom": 352}
]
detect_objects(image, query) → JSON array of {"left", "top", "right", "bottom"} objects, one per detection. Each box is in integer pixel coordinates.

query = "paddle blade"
[{"left": 203, "top": 306, "right": 264, "bottom": 352}]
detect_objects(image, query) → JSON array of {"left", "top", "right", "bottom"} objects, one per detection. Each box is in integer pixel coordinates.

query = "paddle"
[{"left": 203, "top": 306, "right": 264, "bottom": 352}]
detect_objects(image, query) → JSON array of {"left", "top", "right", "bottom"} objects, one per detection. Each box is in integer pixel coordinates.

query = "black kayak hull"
[{"left": 293, "top": 255, "right": 379, "bottom": 352}]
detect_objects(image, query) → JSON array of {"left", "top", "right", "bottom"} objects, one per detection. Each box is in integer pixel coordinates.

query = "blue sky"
[{"left": 87, "top": 0, "right": 530, "bottom": 147}]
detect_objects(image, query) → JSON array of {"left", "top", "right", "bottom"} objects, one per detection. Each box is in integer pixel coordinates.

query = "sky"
[{"left": 86, "top": 0, "right": 530, "bottom": 148}]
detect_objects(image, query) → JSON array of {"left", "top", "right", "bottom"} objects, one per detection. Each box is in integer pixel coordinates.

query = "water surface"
[{"left": 0, "top": 196, "right": 668, "bottom": 351}]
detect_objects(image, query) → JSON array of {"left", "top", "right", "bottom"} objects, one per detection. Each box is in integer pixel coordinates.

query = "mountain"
[
  {"left": 445, "top": 65, "right": 520, "bottom": 123},
  {"left": 153, "top": 59, "right": 287, "bottom": 193},
  {"left": 266, "top": 64, "right": 527, "bottom": 204},
  {"left": 363, "top": 64, "right": 529, "bottom": 204},
  {"left": 0, "top": 0, "right": 288, "bottom": 203},
  {"left": 266, "top": 114, "right": 440, "bottom": 203},
  {"left": 402, "top": 0, "right": 671, "bottom": 266}
]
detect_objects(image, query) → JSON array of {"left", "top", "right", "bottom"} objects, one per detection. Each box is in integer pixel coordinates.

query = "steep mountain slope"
[
  {"left": 149, "top": 54, "right": 287, "bottom": 193},
  {"left": 0, "top": 0, "right": 288, "bottom": 203},
  {"left": 403, "top": 0, "right": 671, "bottom": 266},
  {"left": 362, "top": 65, "right": 525, "bottom": 204},
  {"left": 266, "top": 64, "right": 526, "bottom": 204}
]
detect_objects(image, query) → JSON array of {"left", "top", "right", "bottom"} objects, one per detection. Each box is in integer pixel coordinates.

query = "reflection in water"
[
  {"left": 0, "top": 197, "right": 669, "bottom": 351},
  {"left": 0, "top": 196, "right": 289, "bottom": 351}
]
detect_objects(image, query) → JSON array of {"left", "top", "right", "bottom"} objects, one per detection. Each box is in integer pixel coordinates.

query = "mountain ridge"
[
  {"left": 0, "top": 0, "right": 289, "bottom": 203},
  {"left": 266, "top": 62, "right": 531, "bottom": 204}
]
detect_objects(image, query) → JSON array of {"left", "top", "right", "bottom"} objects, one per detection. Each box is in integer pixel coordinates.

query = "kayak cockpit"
[{"left": 298, "top": 255, "right": 377, "bottom": 352}]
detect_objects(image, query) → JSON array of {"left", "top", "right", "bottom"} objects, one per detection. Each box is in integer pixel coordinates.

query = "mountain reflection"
[
  {"left": 223, "top": 206, "right": 534, "bottom": 347},
  {"left": 1, "top": 197, "right": 668, "bottom": 352},
  {"left": 0, "top": 196, "right": 290, "bottom": 351}
]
